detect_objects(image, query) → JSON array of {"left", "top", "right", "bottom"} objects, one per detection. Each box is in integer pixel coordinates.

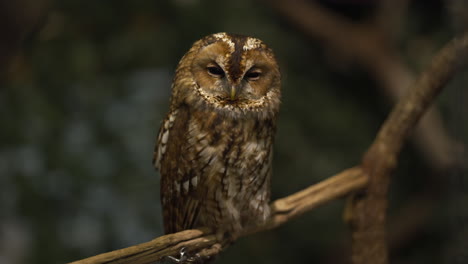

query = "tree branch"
[
  {"left": 69, "top": 167, "right": 368, "bottom": 264},
  {"left": 345, "top": 33, "right": 468, "bottom": 264}
]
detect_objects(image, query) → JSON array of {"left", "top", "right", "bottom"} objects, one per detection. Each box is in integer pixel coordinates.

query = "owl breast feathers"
[{"left": 154, "top": 32, "right": 281, "bottom": 241}]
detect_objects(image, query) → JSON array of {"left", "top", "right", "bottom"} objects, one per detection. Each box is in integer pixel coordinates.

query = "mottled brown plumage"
[{"left": 154, "top": 33, "right": 281, "bottom": 243}]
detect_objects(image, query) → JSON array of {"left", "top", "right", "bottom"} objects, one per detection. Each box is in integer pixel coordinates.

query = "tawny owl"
[{"left": 154, "top": 32, "right": 281, "bottom": 243}]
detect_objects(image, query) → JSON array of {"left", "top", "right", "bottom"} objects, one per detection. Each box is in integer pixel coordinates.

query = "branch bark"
[
  {"left": 69, "top": 167, "right": 368, "bottom": 264},
  {"left": 345, "top": 34, "right": 468, "bottom": 264}
]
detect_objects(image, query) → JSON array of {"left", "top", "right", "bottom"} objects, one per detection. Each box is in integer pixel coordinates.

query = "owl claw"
[{"left": 165, "top": 247, "right": 200, "bottom": 263}]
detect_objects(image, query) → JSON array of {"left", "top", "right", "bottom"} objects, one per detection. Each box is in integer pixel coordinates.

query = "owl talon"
[
  {"left": 165, "top": 247, "right": 200, "bottom": 263},
  {"left": 165, "top": 256, "right": 182, "bottom": 263}
]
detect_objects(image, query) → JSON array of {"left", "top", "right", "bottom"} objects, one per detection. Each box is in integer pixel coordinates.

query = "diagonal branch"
[
  {"left": 69, "top": 32, "right": 468, "bottom": 264},
  {"left": 346, "top": 33, "right": 468, "bottom": 264},
  {"left": 69, "top": 167, "right": 368, "bottom": 264}
]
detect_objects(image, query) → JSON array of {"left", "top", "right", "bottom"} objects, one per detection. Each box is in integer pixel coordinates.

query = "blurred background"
[{"left": 0, "top": 0, "right": 467, "bottom": 263}]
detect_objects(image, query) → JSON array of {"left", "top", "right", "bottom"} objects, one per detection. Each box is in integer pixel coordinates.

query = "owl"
[{"left": 154, "top": 33, "right": 281, "bottom": 244}]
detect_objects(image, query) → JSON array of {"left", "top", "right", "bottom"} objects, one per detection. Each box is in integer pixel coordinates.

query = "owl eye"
[
  {"left": 207, "top": 65, "right": 225, "bottom": 78},
  {"left": 245, "top": 70, "right": 261, "bottom": 81}
]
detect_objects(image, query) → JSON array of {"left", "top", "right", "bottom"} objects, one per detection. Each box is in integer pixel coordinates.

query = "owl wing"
[
  {"left": 153, "top": 108, "right": 177, "bottom": 170},
  {"left": 155, "top": 106, "right": 203, "bottom": 234}
]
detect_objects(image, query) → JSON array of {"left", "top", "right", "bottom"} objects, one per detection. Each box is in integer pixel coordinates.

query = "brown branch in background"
[
  {"left": 346, "top": 34, "right": 468, "bottom": 264},
  {"left": 267, "top": 0, "right": 464, "bottom": 170},
  {"left": 69, "top": 167, "right": 369, "bottom": 264}
]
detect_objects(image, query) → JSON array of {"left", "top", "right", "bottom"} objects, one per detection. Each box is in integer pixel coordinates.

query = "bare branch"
[
  {"left": 68, "top": 229, "right": 215, "bottom": 264},
  {"left": 69, "top": 167, "right": 369, "bottom": 264},
  {"left": 266, "top": 167, "right": 367, "bottom": 230},
  {"left": 346, "top": 33, "right": 468, "bottom": 264}
]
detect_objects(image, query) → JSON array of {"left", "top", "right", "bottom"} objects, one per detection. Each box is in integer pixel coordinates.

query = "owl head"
[{"left": 171, "top": 32, "right": 281, "bottom": 119}]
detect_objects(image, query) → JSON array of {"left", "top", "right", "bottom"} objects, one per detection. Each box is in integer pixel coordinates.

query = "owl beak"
[
  {"left": 229, "top": 84, "right": 241, "bottom": 100},
  {"left": 230, "top": 86, "right": 237, "bottom": 100}
]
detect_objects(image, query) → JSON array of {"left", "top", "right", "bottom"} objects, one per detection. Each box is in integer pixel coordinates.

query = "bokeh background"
[{"left": 1, "top": 0, "right": 467, "bottom": 263}]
